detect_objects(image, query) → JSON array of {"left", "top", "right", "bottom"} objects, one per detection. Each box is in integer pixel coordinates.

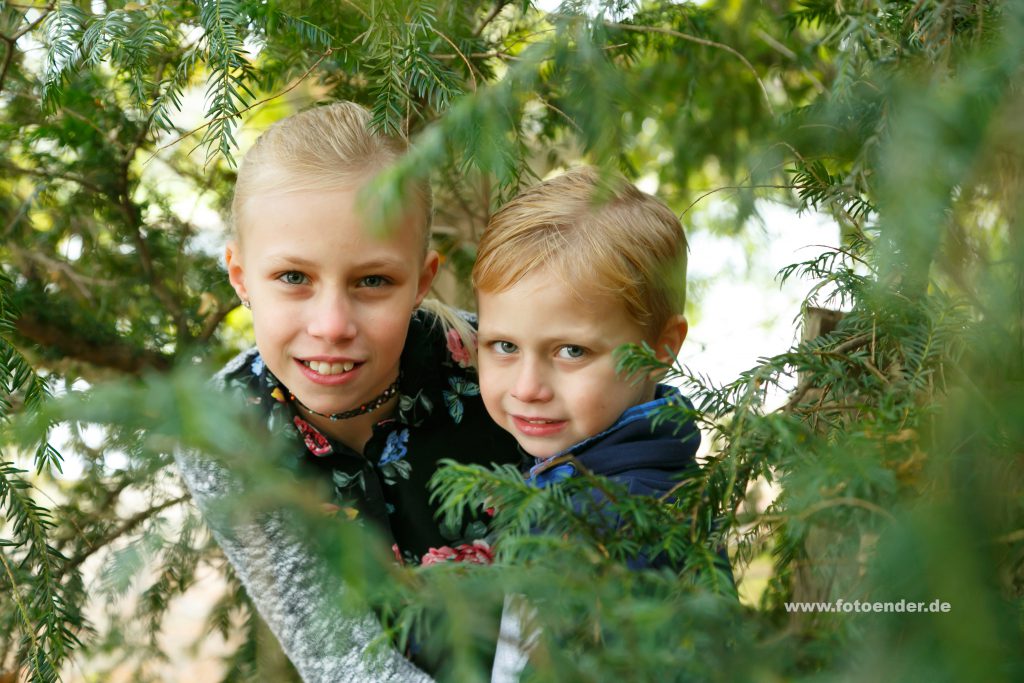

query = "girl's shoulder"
[
  {"left": 213, "top": 347, "right": 260, "bottom": 381},
  {"left": 212, "top": 347, "right": 270, "bottom": 398}
]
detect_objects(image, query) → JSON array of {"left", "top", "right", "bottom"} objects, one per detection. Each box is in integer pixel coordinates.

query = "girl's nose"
[
  {"left": 510, "top": 358, "right": 554, "bottom": 403},
  {"left": 307, "top": 292, "right": 358, "bottom": 342}
]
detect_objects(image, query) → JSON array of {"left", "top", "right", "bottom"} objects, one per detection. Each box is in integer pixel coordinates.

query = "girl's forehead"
[
  {"left": 239, "top": 186, "right": 426, "bottom": 238},
  {"left": 235, "top": 190, "right": 427, "bottom": 263}
]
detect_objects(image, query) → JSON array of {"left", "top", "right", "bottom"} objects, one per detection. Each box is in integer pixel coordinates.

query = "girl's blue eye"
[
  {"left": 557, "top": 345, "right": 586, "bottom": 360},
  {"left": 279, "top": 271, "right": 308, "bottom": 285},
  {"left": 359, "top": 275, "right": 389, "bottom": 288},
  {"left": 491, "top": 340, "right": 518, "bottom": 355}
]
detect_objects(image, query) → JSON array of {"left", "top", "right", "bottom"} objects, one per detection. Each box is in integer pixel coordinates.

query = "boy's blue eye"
[
  {"left": 557, "top": 345, "right": 586, "bottom": 359},
  {"left": 491, "top": 340, "right": 518, "bottom": 355},
  {"left": 359, "top": 275, "right": 389, "bottom": 288},
  {"left": 279, "top": 271, "right": 308, "bottom": 285}
]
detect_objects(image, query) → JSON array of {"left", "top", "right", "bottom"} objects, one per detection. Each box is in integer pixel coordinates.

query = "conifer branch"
[
  {"left": 197, "top": 305, "right": 230, "bottom": 343},
  {"left": 148, "top": 47, "right": 333, "bottom": 161},
  {"left": 603, "top": 20, "right": 775, "bottom": 117},
  {"left": 8, "top": 245, "right": 114, "bottom": 303},
  {"left": 62, "top": 493, "right": 191, "bottom": 576},
  {"left": 680, "top": 184, "right": 797, "bottom": 218},
  {"left": 431, "top": 27, "right": 477, "bottom": 91},
  {"left": 0, "top": 161, "right": 103, "bottom": 194},
  {"left": 539, "top": 97, "right": 582, "bottom": 132},
  {"left": 0, "top": 41, "right": 14, "bottom": 97},
  {"left": 117, "top": 181, "right": 189, "bottom": 343},
  {"left": 475, "top": 0, "right": 514, "bottom": 36},
  {"left": 14, "top": 312, "right": 174, "bottom": 374}
]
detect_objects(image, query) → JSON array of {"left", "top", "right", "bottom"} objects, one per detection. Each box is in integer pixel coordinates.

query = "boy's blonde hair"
[
  {"left": 473, "top": 166, "right": 688, "bottom": 336},
  {"left": 231, "top": 101, "right": 432, "bottom": 247},
  {"left": 231, "top": 101, "right": 473, "bottom": 355}
]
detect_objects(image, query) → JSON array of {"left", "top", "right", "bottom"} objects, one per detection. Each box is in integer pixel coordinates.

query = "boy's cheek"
[{"left": 476, "top": 375, "right": 505, "bottom": 424}]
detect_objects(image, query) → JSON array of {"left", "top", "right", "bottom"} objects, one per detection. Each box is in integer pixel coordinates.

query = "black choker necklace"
[{"left": 288, "top": 378, "right": 401, "bottom": 421}]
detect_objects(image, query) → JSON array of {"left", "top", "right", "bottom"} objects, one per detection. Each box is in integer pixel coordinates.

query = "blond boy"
[{"left": 473, "top": 166, "right": 699, "bottom": 497}]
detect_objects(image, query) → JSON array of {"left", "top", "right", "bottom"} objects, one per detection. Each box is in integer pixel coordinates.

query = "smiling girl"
[{"left": 177, "top": 102, "right": 519, "bottom": 682}]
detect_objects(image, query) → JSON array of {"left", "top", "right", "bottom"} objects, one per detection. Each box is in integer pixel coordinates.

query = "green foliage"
[{"left": 2, "top": 0, "right": 1023, "bottom": 680}]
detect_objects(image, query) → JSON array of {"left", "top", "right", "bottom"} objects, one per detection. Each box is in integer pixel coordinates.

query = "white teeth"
[{"left": 304, "top": 360, "right": 355, "bottom": 375}]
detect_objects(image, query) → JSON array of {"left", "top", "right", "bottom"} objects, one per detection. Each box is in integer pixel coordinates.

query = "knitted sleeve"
[{"left": 174, "top": 408, "right": 433, "bottom": 683}]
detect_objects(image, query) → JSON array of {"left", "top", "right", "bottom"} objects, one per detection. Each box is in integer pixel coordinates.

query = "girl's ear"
[
  {"left": 652, "top": 314, "right": 688, "bottom": 364},
  {"left": 225, "top": 242, "right": 249, "bottom": 302},
  {"left": 415, "top": 249, "right": 440, "bottom": 306}
]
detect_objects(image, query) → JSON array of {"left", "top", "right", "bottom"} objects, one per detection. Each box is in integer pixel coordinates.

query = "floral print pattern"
[
  {"left": 420, "top": 540, "right": 494, "bottom": 566},
  {"left": 293, "top": 415, "right": 333, "bottom": 456},
  {"left": 442, "top": 376, "right": 480, "bottom": 424},
  {"left": 379, "top": 428, "right": 410, "bottom": 465},
  {"left": 445, "top": 328, "right": 473, "bottom": 368},
  {"left": 378, "top": 428, "right": 412, "bottom": 484}
]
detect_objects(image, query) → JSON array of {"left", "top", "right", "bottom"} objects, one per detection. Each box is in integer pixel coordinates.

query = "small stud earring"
[{"left": 242, "top": 299, "right": 251, "bottom": 309}]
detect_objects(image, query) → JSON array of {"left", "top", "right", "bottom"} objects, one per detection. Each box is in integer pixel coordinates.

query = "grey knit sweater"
[{"left": 174, "top": 352, "right": 432, "bottom": 683}]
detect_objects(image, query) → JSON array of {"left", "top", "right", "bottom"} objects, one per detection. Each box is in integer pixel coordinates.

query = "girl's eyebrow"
[
  {"left": 262, "top": 255, "right": 408, "bottom": 270},
  {"left": 265, "top": 254, "right": 317, "bottom": 267}
]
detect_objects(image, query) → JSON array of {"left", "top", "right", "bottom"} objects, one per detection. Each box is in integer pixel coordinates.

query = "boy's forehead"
[
  {"left": 477, "top": 273, "right": 635, "bottom": 329},
  {"left": 478, "top": 266, "right": 618, "bottom": 306}
]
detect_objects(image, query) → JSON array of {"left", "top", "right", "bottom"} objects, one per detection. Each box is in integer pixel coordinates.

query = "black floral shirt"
[{"left": 217, "top": 308, "right": 522, "bottom": 563}]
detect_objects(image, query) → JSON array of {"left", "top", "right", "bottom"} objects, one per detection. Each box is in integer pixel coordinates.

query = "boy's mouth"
[
  {"left": 300, "top": 360, "right": 356, "bottom": 375},
  {"left": 511, "top": 415, "right": 568, "bottom": 436}
]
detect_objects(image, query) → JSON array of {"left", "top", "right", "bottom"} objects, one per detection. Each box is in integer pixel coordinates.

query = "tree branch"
[
  {"left": 681, "top": 184, "right": 798, "bottom": 218},
  {"left": 117, "top": 188, "right": 190, "bottom": 344},
  {"left": 0, "top": 41, "right": 14, "bottom": 97},
  {"left": 475, "top": 0, "right": 514, "bottom": 37},
  {"left": 198, "top": 302, "right": 234, "bottom": 343},
  {"left": 148, "top": 47, "right": 333, "bottom": 161},
  {"left": 8, "top": 244, "right": 116, "bottom": 303},
  {"left": 61, "top": 494, "right": 192, "bottom": 577},
  {"left": 782, "top": 334, "right": 872, "bottom": 412},
  {"left": 603, "top": 20, "right": 775, "bottom": 117},
  {"left": 0, "top": 160, "right": 104, "bottom": 194},
  {"left": 0, "top": 3, "right": 55, "bottom": 96},
  {"left": 431, "top": 26, "right": 477, "bottom": 91},
  {"left": 14, "top": 312, "right": 174, "bottom": 374}
]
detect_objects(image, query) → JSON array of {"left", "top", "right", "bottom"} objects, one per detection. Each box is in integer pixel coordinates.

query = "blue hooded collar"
[{"left": 526, "top": 385, "right": 700, "bottom": 491}]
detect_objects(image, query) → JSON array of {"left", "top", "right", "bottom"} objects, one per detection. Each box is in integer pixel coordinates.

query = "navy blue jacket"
[
  {"left": 525, "top": 384, "right": 699, "bottom": 496},
  {"left": 524, "top": 385, "right": 732, "bottom": 576}
]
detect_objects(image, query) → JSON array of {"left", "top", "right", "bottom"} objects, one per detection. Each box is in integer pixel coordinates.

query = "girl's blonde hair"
[
  {"left": 231, "top": 101, "right": 431, "bottom": 242},
  {"left": 232, "top": 101, "right": 475, "bottom": 359},
  {"left": 473, "top": 166, "right": 688, "bottom": 336}
]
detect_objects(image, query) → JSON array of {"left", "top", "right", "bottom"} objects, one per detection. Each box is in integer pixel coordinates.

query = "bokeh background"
[{"left": 2, "top": 1, "right": 1022, "bottom": 681}]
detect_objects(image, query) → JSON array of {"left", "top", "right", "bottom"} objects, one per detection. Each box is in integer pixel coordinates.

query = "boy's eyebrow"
[{"left": 476, "top": 326, "right": 513, "bottom": 340}]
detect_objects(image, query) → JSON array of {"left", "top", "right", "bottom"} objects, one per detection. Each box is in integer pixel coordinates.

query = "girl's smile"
[{"left": 296, "top": 357, "right": 361, "bottom": 384}]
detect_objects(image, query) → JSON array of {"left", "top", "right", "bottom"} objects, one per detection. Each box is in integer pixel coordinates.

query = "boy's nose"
[
  {"left": 307, "top": 292, "right": 358, "bottom": 342},
  {"left": 510, "top": 359, "right": 553, "bottom": 403}
]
